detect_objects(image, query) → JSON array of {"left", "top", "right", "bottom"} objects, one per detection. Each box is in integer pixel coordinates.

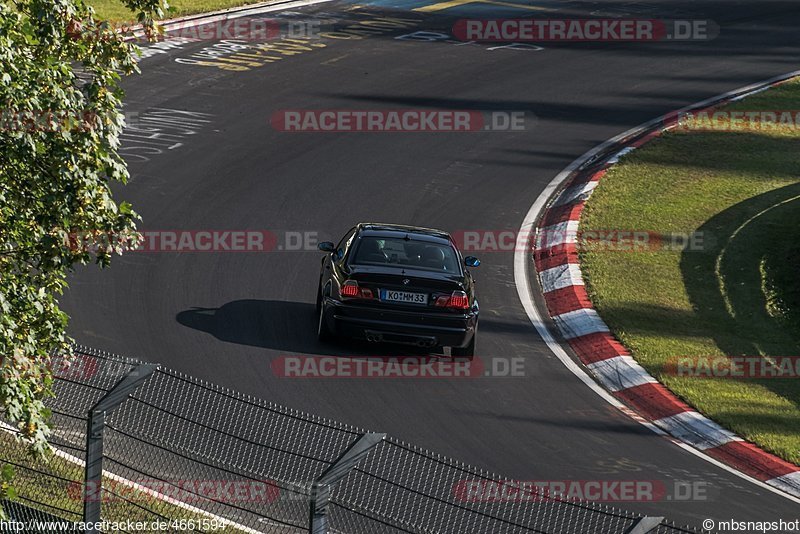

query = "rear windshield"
[{"left": 350, "top": 236, "right": 461, "bottom": 273}]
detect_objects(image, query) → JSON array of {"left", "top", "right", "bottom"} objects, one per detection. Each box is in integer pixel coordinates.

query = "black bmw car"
[{"left": 316, "top": 223, "right": 480, "bottom": 358}]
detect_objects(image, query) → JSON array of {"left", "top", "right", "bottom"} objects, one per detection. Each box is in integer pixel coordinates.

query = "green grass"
[
  {"left": 580, "top": 79, "right": 800, "bottom": 465},
  {"left": 91, "top": 0, "right": 272, "bottom": 23},
  {"left": 1, "top": 432, "right": 248, "bottom": 530}
]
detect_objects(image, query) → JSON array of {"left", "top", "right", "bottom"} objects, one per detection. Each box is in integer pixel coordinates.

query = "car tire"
[
  {"left": 317, "top": 297, "right": 335, "bottom": 343},
  {"left": 451, "top": 332, "right": 475, "bottom": 361}
]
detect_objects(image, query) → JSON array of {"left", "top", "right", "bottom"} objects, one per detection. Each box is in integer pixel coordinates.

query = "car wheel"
[
  {"left": 317, "top": 298, "right": 335, "bottom": 342},
  {"left": 451, "top": 332, "right": 475, "bottom": 361}
]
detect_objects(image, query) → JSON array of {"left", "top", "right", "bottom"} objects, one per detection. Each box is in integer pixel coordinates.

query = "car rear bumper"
[{"left": 323, "top": 298, "right": 478, "bottom": 348}]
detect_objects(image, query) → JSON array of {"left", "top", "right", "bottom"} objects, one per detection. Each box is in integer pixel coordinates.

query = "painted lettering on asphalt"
[{"left": 172, "top": 14, "right": 423, "bottom": 71}]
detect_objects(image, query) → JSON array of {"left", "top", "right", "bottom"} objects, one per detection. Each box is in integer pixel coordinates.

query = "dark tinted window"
[{"left": 350, "top": 236, "right": 460, "bottom": 272}]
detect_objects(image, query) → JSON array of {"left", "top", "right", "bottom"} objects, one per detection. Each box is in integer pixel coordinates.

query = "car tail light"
[
  {"left": 341, "top": 281, "right": 359, "bottom": 297},
  {"left": 434, "top": 291, "right": 470, "bottom": 310},
  {"left": 341, "top": 280, "right": 374, "bottom": 299}
]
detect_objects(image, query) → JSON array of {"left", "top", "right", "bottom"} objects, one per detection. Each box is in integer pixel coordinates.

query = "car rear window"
[{"left": 350, "top": 236, "right": 461, "bottom": 273}]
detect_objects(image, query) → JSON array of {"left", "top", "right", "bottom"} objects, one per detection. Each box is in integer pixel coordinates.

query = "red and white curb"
[{"left": 517, "top": 70, "right": 800, "bottom": 502}]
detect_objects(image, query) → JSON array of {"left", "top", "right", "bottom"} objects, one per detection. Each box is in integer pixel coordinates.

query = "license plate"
[{"left": 380, "top": 289, "right": 428, "bottom": 305}]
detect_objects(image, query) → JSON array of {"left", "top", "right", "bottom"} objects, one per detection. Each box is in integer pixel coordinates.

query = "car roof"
[{"left": 356, "top": 223, "right": 453, "bottom": 245}]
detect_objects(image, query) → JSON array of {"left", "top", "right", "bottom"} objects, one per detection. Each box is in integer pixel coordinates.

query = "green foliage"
[
  {"left": 1, "top": 463, "right": 15, "bottom": 502},
  {"left": 0, "top": 0, "right": 167, "bottom": 512}
]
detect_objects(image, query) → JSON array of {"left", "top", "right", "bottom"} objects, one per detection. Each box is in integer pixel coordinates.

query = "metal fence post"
[
  {"left": 309, "top": 432, "right": 386, "bottom": 534},
  {"left": 83, "top": 363, "right": 157, "bottom": 532},
  {"left": 624, "top": 516, "right": 666, "bottom": 534}
]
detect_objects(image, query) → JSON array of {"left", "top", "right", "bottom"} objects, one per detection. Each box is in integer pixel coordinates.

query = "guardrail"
[{"left": 1, "top": 345, "right": 700, "bottom": 533}]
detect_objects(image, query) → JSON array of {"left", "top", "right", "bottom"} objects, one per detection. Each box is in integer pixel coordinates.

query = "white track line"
[{"left": 513, "top": 71, "right": 800, "bottom": 505}]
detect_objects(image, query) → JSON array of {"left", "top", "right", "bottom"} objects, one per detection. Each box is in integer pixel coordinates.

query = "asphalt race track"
[{"left": 62, "top": 0, "right": 800, "bottom": 528}]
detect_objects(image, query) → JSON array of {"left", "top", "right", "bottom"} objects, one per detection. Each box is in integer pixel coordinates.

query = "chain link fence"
[{"left": 0, "top": 345, "right": 702, "bottom": 533}]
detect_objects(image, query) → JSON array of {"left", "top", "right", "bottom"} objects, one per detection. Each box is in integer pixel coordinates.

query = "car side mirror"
[
  {"left": 464, "top": 256, "right": 480, "bottom": 267},
  {"left": 318, "top": 241, "right": 335, "bottom": 252}
]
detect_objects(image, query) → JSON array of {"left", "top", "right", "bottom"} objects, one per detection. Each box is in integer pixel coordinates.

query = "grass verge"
[
  {"left": 91, "top": 0, "right": 275, "bottom": 24},
  {"left": 580, "top": 79, "right": 800, "bottom": 465},
  {"left": 0, "top": 431, "right": 248, "bottom": 531}
]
